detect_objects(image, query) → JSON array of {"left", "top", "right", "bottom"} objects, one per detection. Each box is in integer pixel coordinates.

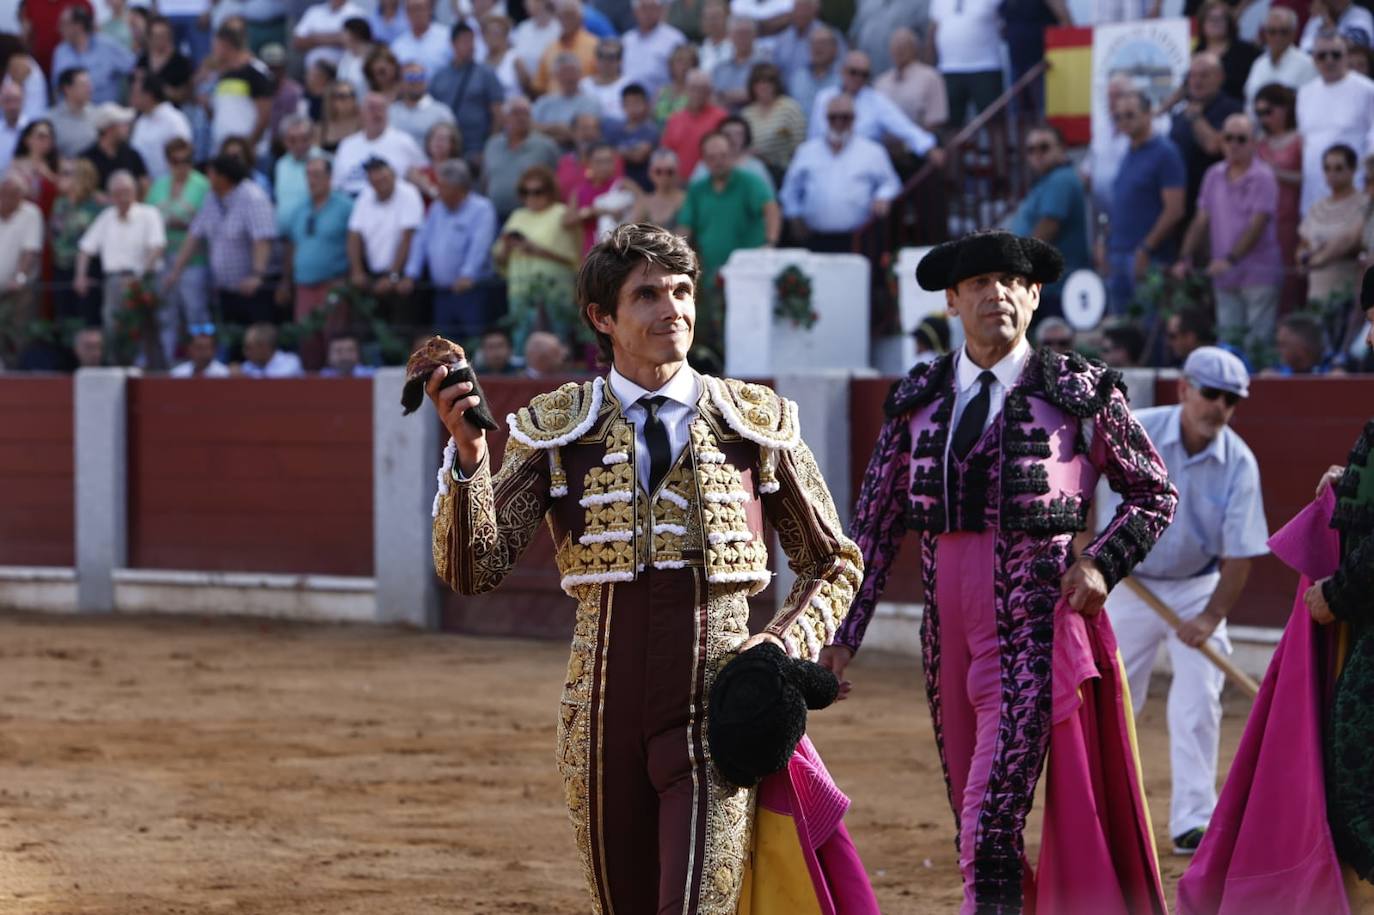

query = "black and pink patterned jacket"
[{"left": 835, "top": 347, "right": 1177, "bottom": 653}]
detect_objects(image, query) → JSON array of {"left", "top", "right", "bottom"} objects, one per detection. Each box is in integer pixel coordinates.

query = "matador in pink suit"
[{"left": 823, "top": 230, "right": 1178, "bottom": 915}]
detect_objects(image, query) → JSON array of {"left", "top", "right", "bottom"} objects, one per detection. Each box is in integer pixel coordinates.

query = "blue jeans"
[
  {"left": 433, "top": 284, "right": 492, "bottom": 345},
  {"left": 1106, "top": 251, "right": 1140, "bottom": 316}
]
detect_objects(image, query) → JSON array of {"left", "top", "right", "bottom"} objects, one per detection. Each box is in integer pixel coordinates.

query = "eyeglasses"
[
  {"left": 1315, "top": 49, "right": 1345, "bottom": 61},
  {"left": 1193, "top": 383, "right": 1241, "bottom": 406},
  {"left": 1254, "top": 104, "right": 1274, "bottom": 116},
  {"left": 1222, "top": 133, "right": 1250, "bottom": 144},
  {"left": 844, "top": 66, "right": 869, "bottom": 77},
  {"left": 827, "top": 112, "right": 855, "bottom": 123},
  {"left": 518, "top": 185, "right": 548, "bottom": 196},
  {"left": 1024, "top": 141, "right": 1053, "bottom": 154}
]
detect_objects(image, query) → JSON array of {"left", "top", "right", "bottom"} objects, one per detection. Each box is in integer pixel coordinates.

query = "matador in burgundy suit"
[
  {"left": 427, "top": 225, "right": 875, "bottom": 915},
  {"left": 828, "top": 231, "right": 1178, "bottom": 915}
]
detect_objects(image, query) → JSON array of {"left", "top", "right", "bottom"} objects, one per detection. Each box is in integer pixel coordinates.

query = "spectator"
[
  {"left": 50, "top": 157, "right": 103, "bottom": 325},
  {"left": 1296, "top": 31, "right": 1374, "bottom": 216},
  {"left": 279, "top": 155, "right": 353, "bottom": 319},
  {"left": 388, "top": 60, "right": 455, "bottom": 147},
  {"left": 786, "top": 23, "right": 839, "bottom": 120},
  {"left": 1244, "top": 7, "right": 1316, "bottom": 108},
  {"left": 476, "top": 325, "right": 520, "bottom": 373},
  {"left": 928, "top": 0, "right": 1003, "bottom": 129},
  {"left": 482, "top": 96, "right": 560, "bottom": 220},
  {"left": 219, "top": 135, "right": 272, "bottom": 195},
  {"left": 492, "top": 163, "right": 581, "bottom": 348},
  {"left": 137, "top": 16, "right": 193, "bottom": 105},
  {"left": 0, "top": 173, "right": 42, "bottom": 363},
  {"left": 565, "top": 140, "right": 636, "bottom": 250},
  {"left": 237, "top": 321, "right": 304, "bottom": 377},
  {"left": 273, "top": 114, "right": 322, "bottom": 217},
  {"left": 1010, "top": 124, "right": 1089, "bottom": 317},
  {"left": 71, "top": 326, "right": 104, "bottom": 368},
  {"left": 557, "top": 111, "right": 621, "bottom": 197},
  {"left": 129, "top": 71, "right": 191, "bottom": 180},
  {"left": 1254, "top": 82, "right": 1303, "bottom": 310},
  {"left": 363, "top": 45, "right": 403, "bottom": 98},
  {"left": 347, "top": 157, "right": 425, "bottom": 330},
  {"left": 603, "top": 83, "right": 659, "bottom": 189},
  {"left": 911, "top": 312, "right": 951, "bottom": 364},
  {"left": 428, "top": 23, "right": 504, "bottom": 162},
  {"left": 808, "top": 51, "right": 940, "bottom": 163},
  {"left": 661, "top": 68, "right": 726, "bottom": 175},
  {"left": 533, "top": 52, "right": 603, "bottom": 147},
  {"left": 259, "top": 43, "right": 304, "bottom": 147},
  {"left": 512, "top": 0, "right": 560, "bottom": 79},
  {"left": 1194, "top": 0, "right": 1259, "bottom": 103},
  {"left": 166, "top": 153, "right": 276, "bottom": 326},
  {"left": 369, "top": 0, "right": 406, "bottom": 46},
  {"left": 582, "top": 36, "right": 630, "bottom": 118},
  {"left": 332, "top": 91, "right": 425, "bottom": 194},
  {"left": 100, "top": 0, "right": 136, "bottom": 52},
  {"left": 1298, "top": 143, "right": 1364, "bottom": 320},
  {"left": 771, "top": 0, "right": 834, "bottom": 82},
  {"left": 1086, "top": 73, "right": 1172, "bottom": 218},
  {"left": 147, "top": 137, "right": 211, "bottom": 351},
  {"left": 306, "top": 58, "right": 341, "bottom": 121},
  {"left": 1002, "top": 0, "right": 1070, "bottom": 117},
  {"left": 0, "top": 81, "right": 28, "bottom": 174},
  {"left": 50, "top": 67, "right": 98, "bottom": 159},
  {"left": 21, "top": 0, "right": 92, "bottom": 79},
  {"left": 1268, "top": 311, "right": 1338, "bottom": 373},
  {"left": 523, "top": 329, "right": 568, "bottom": 376},
  {"left": 779, "top": 92, "right": 899, "bottom": 251},
  {"left": 740, "top": 61, "right": 805, "bottom": 179},
  {"left": 1035, "top": 316, "right": 1076, "bottom": 354},
  {"left": 170, "top": 324, "right": 231, "bottom": 376},
  {"left": 336, "top": 17, "right": 373, "bottom": 96},
  {"left": 318, "top": 80, "right": 362, "bottom": 153},
  {"left": 848, "top": 0, "right": 926, "bottom": 75},
  {"left": 1170, "top": 52, "right": 1243, "bottom": 224},
  {"left": 11, "top": 121, "right": 59, "bottom": 214},
  {"left": 209, "top": 22, "right": 273, "bottom": 158},
  {"left": 482, "top": 13, "right": 522, "bottom": 98},
  {"left": 3, "top": 42, "right": 50, "bottom": 126},
  {"left": 630, "top": 147, "right": 684, "bottom": 227},
  {"left": 711, "top": 16, "right": 764, "bottom": 109},
  {"left": 1101, "top": 322, "right": 1146, "bottom": 367},
  {"left": 534, "top": 0, "right": 599, "bottom": 95},
  {"left": 1350, "top": 42, "right": 1374, "bottom": 78},
  {"left": 678, "top": 130, "right": 778, "bottom": 358},
  {"left": 686, "top": 113, "right": 773, "bottom": 190},
  {"left": 81, "top": 102, "right": 147, "bottom": 191},
  {"left": 875, "top": 27, "right": 948, "bottom": 133},
  {"left": 52, "top": 5, "right": 136, "bottom": 105},
  {"left": 1102, "top": 90, "right": 1186, "bottom": 314},
  {"left": 401, "top": 158, "right": 497, "bottom": 341},
  {"left": 390, "top": 0, "right": 451, "bottom": 74},
  {"left": 319, "top": 332, "right": 373, "bottom": 376},
  {"left": 1174, "top": 112, "right": 1282, "bottom": 356},
  {"left": 1300, "top": 0, "right": 1374, "bottom": 52},
  {"left": 75, "top": 171, "right": 166, "bottom": 349},
  {"left": 620, "top": 0, "right": 684, "bottom": 97},
  {"left": 407, "top": 120, "right": 463, "bottom": 199},
  {"left": 1164, "top": 304, "right": 1218, "bottom": 364},
  {"left": 697, "top": 1, "right": 730, "bottom": 75},
  {"left": 654, "top": 43, "right": 698, "bottom": 122},
  {"left": 293, "top": 0, "right": 365, "bottom": 71}
]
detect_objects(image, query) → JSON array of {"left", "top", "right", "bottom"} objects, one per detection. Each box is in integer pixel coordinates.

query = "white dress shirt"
[
  {"left": 240, "top": 349, "right": 304, "bottom": 378},
  {"left": 808, "top": 85, "right": 935, "bottom": 155},
  {"left": 779, "top": 134, "right": 901, "bottom": 232},
  {"left": 1243, "top": 45, "right": 1318, "bottom": 109},
  {"left": 608, "top": 364, "right": 701, "bottom": 494},
  {"left": 948, "top": 339, "right": 1031, "bottom": 455},
  {"left": 78, "top": 203, "right": 167, "bottom": 273},
  {"left": 620, "top": 22, "right": 686, "bottom": 96}
]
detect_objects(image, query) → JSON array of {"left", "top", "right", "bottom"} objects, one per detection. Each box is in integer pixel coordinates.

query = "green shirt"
[
  {"left": 678, "top": 169, "right": 774, "bottom": 278},
  {"left": 146, "top": 170, "right": 211, "bottom": 268}
]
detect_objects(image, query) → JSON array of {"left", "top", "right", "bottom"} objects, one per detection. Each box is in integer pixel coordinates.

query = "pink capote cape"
[
  {"left": 1176, "top": 487, "right": 1348, "bottom": 915},
  {"left": 1034, "top": 599, "right": 1170, "bottom": 915}
]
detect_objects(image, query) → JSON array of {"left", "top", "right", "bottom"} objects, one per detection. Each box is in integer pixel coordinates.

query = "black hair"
[
  {"left": 208, "top": 152, "right": 248, "bottom": 184},
  {"left": 577, "top": 223, "right": 700, "bottom": 364},
  {"left": 450, "top": 22, "right": 473, "bottom": 41},
  {"left": 1103, "top": 323, "right": 1146, "bottom": 364},
  {"left": 57, "top": 66, "right": 88, "bottom": 92}
]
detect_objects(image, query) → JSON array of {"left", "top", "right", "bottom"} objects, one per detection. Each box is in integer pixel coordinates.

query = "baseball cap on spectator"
[
  {"left": 259, "top": 42, "right": 288, "bottom": 67},
  {"left": 93, "top": 102, "right": 135, "bottom": 131},
  {"left": 1183, "top": 346, "right": 1250, "bottom": 399}
]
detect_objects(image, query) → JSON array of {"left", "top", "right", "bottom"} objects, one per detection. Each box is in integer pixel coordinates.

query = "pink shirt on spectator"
[
  {"left": 661, "top": 104, "right": 727, "bottom": 176},
  {"left": 1197, "top": 157, "right": 1285, "bottom": 290}
]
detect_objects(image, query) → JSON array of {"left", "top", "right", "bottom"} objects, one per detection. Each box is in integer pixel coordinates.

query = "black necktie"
[
  {"left": 951, "top": 371, "right": 996, "bottom": 461},
  {"left": 640, "top": 394, "right": 672, "bottom": 494}
]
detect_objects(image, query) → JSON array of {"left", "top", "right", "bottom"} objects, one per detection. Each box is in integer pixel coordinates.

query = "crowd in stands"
[{"left": 0, "top": 0, "right": 1370, "bottom": 377}]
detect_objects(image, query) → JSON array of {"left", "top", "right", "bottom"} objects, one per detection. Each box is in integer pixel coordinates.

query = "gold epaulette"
[
  {"left": 704, "top": 376, "right": 800, "bottom": 451},
  {"left": 506, "top": 377, "right": 608, "bottom": 451}
]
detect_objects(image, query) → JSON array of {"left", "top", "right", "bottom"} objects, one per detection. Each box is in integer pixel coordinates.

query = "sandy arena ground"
[{"left": 0, "top": 611, "right": 1248, "bottom": 914}]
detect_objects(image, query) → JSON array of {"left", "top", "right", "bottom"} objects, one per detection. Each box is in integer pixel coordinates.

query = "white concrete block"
[{"left": 74, "top": 368, "right": 128, "bottom": 613}]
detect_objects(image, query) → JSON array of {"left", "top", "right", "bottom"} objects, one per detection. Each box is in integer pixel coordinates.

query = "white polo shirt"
[{"left": 347, "top": 180, "right": 424, "bottom": 273}]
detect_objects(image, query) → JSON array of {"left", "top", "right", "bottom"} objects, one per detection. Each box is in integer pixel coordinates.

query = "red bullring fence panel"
[
  {"left": 126, "top": 377, "right": 373, "bottom": 576},
  {"left": 0, "top": 375, "right": 74, "bottom": 567},
  {"left": 849, "top": 377, "right": 924, "bottom": 605}
]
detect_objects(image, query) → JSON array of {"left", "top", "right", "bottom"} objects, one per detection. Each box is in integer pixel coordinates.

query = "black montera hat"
[
  {"left": 708, "top": 642, "right": 839, "bottom": 789},
  {"left": 915, "top": 229, "right": 1066, "bottom": 292}
]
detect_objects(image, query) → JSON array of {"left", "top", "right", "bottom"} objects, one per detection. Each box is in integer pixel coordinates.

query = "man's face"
[
  {"left": 68, "top": 72, "right": 92, "bottom": 107},
  {"left": 945, "top": 272, "right": 1041, "bottom": 352},
  {"left": 111, "top": 179, "right": 135, "bottom": 211},
  {"left": 633, "top": 0, "right": 662, "bottom": 31},
  {"left": 810, "top": 30, "right": 837, "bottom": 68},
  {"left": 243, "top": 332, "right": 273, "bottom": 367},
  {"left": 686, "top": 73, "right": 712, "bottom": 109},
  {"left": 729, "top": 19, "right": 754, "bottom": 55},
  {"left": 1024, "top": 129, "right": 1060, "bottom": 176},
  {"left": 506, "top": 102, "right": 531, "bottom": 135},
  {"left": 557, "top": 3, "right": 582, "bottom": 35},
  {"left": 0, "top": 87, "right": 23, "bottom": 123},
  {"left": 481, "top": 332, "right": 512, "bottom": 370},
  {"left": 328, "top": 338, "right": 360, "bottom": 373},
  {"left": 1221, "top": 115, "right": 1254, "bottom": 166},
  {"left": 306, "top": 158, "right": 331, "bottom": 197},
  {"left": 1111, "top": 96, "right": 1149, "bottom": 140},
  {"left": 1314, "top": 37, "right": 1348, "bottom": 82},
  {"left": 591, "top": 262, "right": 695, "bottom": 368},
  {"left": 74, "top": 330, "right": 103, "bottom": 367},
  {"left": 1263, "top": 12, "right": 1294, "bottom": 53},
  {"left": 702, "top": 2, "right": 725, "bottom": 36},
  {"left": 720, "top": 121, "right": 746, "bottom": 152},
  {"left": 1276, "top": 324, "right": 1318, "bottom": 370},
  {"left": 367, "top": 165, "right": 396, "bottom": 199},
  {"left": 701, "top": 135, "right": 733, "bottom": 179},
  {"left": 188, "top": 333, "right": 217, "bottom": 369},
  {"left": 825, "top": 100, "right": 854, "bottom": 140},
  {"left": 1178, "top": 377, "right": 1238, "bottom": 442},
  {"left": 149, "top": 21, "right": 173, "bottom": 53},
  {"left": 286, "top": 123, "right": 313, "bottom": 158},
  {"left": 623, "top": 92, "right": 648, "bottom": 122},
  {"left": 556, "top": 58, "right": 581, "bottom": 92},
  {"left": 1165, "top": 315, "right": 1197, "bottom": 361},
  {"left": 525, "top": 334, "right": 566, "bottom": 373},
  {"left": 400, "top": 65, "right": 426, "bottom": 100},
  {"left": 406, "top": 0, "right": 431, "bottom": 31},
  {"left": 589, "top": 147, "right": 616, "bottom": 180},
  {"left": 362, "top": 94, "right": 389, "bottom": 132},
  {"left": 59, "top": 9, "right": 82, "bottom": 44},
  {"left": 1187, "top": 58, "right": 1222, "bottom": 99},
  {"left": 841, "top": 53, "right": 870, "bottom": 93},
  {"left": 453, "top": 30, "right": 475, "bottom": 62},
  {"left": 596, "top": 41, "right": 622, "bottom": 77},
  {"left": 437, "top": 176, "right": 466, "bottom": 208}
]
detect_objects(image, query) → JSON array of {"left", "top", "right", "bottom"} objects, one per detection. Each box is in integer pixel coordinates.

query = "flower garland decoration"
[
  {"left": 112, "top": 275, "right": 164, "bottom": 368},
  {"left": 772, "top": 264, "right": 818, "bottom": 331}
]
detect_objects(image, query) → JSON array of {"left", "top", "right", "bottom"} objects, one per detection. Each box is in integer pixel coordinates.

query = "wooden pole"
[{"left": 1122, "top": 576, "right": 1261, "bottom": 698}]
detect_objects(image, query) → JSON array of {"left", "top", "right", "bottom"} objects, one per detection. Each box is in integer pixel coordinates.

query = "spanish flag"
[{"left": 1046, "top": 26, "right": 1094, "bottom": 146}]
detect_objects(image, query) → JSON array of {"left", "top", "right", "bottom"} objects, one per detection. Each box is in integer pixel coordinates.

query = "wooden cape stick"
[{"left": 1122, "top": 576, "right": 1261, "bottom": 698}]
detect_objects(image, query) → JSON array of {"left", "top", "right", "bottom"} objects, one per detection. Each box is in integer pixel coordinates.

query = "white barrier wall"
[{"left": 720, "top": 248, "right": 871, "bottom": 377}]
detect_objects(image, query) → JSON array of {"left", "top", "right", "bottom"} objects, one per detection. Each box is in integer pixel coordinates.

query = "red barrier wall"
[
  {"left": 0, "top": 376, "right": 74, "bottom": 566},
  {"left": 126, "top": 378, "right": 373, "bottom": 575},
  {"left": 849, "top": 377, "right": 924, "bottom": 603}
]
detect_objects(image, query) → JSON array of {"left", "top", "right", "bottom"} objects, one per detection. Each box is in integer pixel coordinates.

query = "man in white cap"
[{"left": 1101, "top": 344, "right": 1270, "bottom": 857}]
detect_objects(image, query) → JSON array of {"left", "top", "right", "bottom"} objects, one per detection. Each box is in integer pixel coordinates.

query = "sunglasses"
[
  {"left": 1195, "top": 384, "right": 1241, "bottom": 407},
  {"left": 827, "top": 112, "right": 854, "bottom": 123},
  {"left": 1315, "top": 49, "right": 1345, "bottom": 61},
  {"left": 844, "top": 66, "right": 869, "bottom": 77},
  {"left": 518, "top": 185, "right": 548, "bottom": 196},
  {"left": 1222, "top": 133, "right": 1250, "bottom": 144},
  {"left": 1024, "top": 141, "right": 1053, "bottom": 154}
]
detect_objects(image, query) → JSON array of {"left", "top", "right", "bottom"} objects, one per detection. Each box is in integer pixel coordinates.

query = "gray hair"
[
  {"left": 1034, "top": 317, "right": 1073, "bottom": 345},
  {"left": 554, "top": 50, "right": 581, "bottom": 70},
  {"left": 649, "top": 147, "right": 679, "bottom": 168},
  {"left": 107, "top": 169, "right": 136, "bottom": 193},
  {"left": 727, "top": 15, "right": 757, "bottom": 33},
  {"left": 436, "top": 158, "right": 472, "bottom": 187},
  {"left": 1267, "top": 5, "right": 1298, "bottom": 28},
  {"left": 281, "top": 113, "right": 314, "bottom": 136}
]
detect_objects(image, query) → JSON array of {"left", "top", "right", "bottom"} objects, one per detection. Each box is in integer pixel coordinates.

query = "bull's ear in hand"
[{"left": 398, "top": 335, "right": 499, "bottom": 431}]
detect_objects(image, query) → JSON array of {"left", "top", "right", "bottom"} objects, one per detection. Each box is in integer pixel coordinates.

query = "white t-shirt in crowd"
[
  {"left": 511, "top": 16, "right": 560, "bottom": 72},
  {"left": 580, "top": 74, "right": 630, "bottom": 119},
  {"left": 0, "top": 199, "right": 42, "bottom": 283},
  {"left": 240, "top": 350, "right": 304, "bottom": 378},
  {"left": 78, "top": 203, "right": 167, "bottom": 273},
  {"left": 331, "top": 126, "right": 426, "bottom": 194},
  {"left": 171, "top": 359, "right": 231, "bottom": 377},
  {"left": 294, "top": 0, "right": 366, "bottom": 70},
  {"left": 620, "top": 22, "right": 686, "bottom": 95},
  {"left": 130, "top": 102, "right": 193, "bottom": 180},
  {"left": 1296, "top": 71, "right": 1374, "bottom": 214},
  {"left": 929, "top": 0, "right": 1004, "bottom": 73},
  {"left": 1300, "top": 4, "right": 1374, "bottom": 51},
  {"left": 347, "top": 180, "right": 424, "bottom": 273}
]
